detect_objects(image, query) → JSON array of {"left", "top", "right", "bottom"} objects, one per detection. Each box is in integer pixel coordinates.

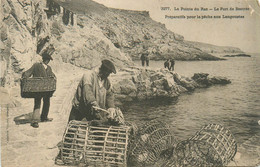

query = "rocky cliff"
[
  {"left": 56, "top": 0, "right": 221, "bottom": 61},
  {"left": 1, "top": 0, "right": 223, "bottom": 87}
]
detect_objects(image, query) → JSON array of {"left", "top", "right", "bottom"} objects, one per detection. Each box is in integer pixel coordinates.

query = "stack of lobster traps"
[
  {"left": 60, "top": 120, "right": 130, "bottom": 166},
  {"left": 58, "top": 121, "right": 237, "bottom": 167}
]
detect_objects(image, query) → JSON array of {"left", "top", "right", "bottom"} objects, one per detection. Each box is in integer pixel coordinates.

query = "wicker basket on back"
[
  {"left": 167, "top": 124, "right": 237, "bottom": 167},
  {"left": 127, "top": 120, "right": 177, "bottom": 166},
  {"left": 20, "top": 77, "right": 56, "bottom": 98},
  {"left": 60, "top": 120, "right": 130, "bottom": 166}
]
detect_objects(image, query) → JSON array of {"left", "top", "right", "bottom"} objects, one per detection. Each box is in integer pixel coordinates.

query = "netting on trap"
[
  {"left": 127, "top": 120, "right": 177, "bottom": 166},
  {"left": 171, "top": 124, "right": 237, "bottom": 167},
  {"left": 60, "top": 120, "right": 130, "bottom": 166}
]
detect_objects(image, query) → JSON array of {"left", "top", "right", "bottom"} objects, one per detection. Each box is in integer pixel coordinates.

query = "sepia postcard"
[{"left": 1, "top": 0, "right": 259, "bottom": 166}]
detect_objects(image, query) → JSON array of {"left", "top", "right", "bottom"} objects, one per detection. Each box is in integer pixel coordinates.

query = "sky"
[{"left": 93, "top": 0, "right": 260, "bottom": 53}]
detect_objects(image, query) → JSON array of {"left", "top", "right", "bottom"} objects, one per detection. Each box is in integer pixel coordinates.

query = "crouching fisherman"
[
  {"left": 55, "top": 59, "right": 125, "bottom": 165},
  {"left": 68, "top": 59, "right": 124, "bottom": 125}
]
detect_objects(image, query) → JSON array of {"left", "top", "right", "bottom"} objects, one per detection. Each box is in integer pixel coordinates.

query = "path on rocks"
[{"left": 1, "top": 64, "right": 85, "bottom": 167}]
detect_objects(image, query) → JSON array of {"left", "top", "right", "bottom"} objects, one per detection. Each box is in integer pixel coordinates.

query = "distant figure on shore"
[
  {"left": 145, "top": 54, "right": 150, "bottom": 66},
  {"left": 170, "top": 58, "right": 175, "bottom": 71},
  {"left": 22, "top": 52, "right": 56, "bottom": 128},
  {"left": 140, "top": 52, "right": 149, "bottom": 67},
  {"left": 140, "top": 54, "right": 146, "bottom": 67},
  {"left": 164, "top": 59, "right": 170, "bottom": 70}
]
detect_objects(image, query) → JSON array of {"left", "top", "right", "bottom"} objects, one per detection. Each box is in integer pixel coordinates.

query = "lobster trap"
[
  {"left": 60, "top": 120, "right": 130, "bottom": 166},
  {"left": 127, "top": 120, "right": 177, "bottom": 166},
  {"left": 20, "top": 77, "right": 56, "bottom": 98},
  {"left": 172, "top": 124, "right": 237, "bottom": 167}
]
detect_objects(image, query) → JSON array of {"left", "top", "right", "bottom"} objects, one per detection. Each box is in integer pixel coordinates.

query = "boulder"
[
  {"left": 114, "top": 94, "right": 133, "bottom": 103},
  {"left": 192, "top": 73, "right": 211, "bottom": 87},
  {"left": 173, "top": 72, "right": 182, "bottom": 84},
  {"left": 192, "top": 73, "right": 209, "bottom": 80},
  {"left": 209, "top": 76, "right": 231, "bottom": 85},
  {"left": 179, "top": 78, "right": 197, "bottom": 91},
  {"left": 164, "top": 73, "right": 176, "bottom": 89},
  {"left": 150, "top": 72, "right": 165, "bottom": 82},
  {"left": 118, "top": 79, "right": 137, "bottom": 95},
  {"left": 151, "top": 79, "right": 166, "bottom": 90}
]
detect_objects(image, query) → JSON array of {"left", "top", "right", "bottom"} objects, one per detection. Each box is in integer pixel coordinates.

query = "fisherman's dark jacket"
[{"left": 22, "top": 62, "right": 55, "bottom": 78}]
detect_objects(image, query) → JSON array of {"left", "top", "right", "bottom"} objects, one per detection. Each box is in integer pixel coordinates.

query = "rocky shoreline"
[{"left": 111, "top": 67, "right": 231, "bottom": 105}]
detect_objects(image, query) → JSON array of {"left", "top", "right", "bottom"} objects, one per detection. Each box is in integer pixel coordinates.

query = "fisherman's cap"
[
  {"left": 101, "top": 59, "right": 116, "bottom": 74},
  {"left": 42, "top": 52, "right": 53, "bottom": 60},
  {"left": 42, "top": 45, "right": 55, "bottom": 60}
]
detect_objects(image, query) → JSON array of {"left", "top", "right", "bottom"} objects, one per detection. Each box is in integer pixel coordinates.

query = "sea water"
[{"left": 123, "top": 54, "right": 260, "bottom": 144}]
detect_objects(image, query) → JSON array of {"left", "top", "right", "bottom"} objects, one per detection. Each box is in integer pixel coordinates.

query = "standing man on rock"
[
  {"left": 164, "top": 59, "right": 170, "bottom": 70},
  {"left": 170, "top": 58, "right": 175, "bottom": 71},
  {"left": 140, "top": 51, "right": 149, "bottom": 67},
  {"left": 68, "top": 59, "right": 122, "bottom": 123},
  {"left": 140, "top": 53, "right": 146, "bottom": 67},
  {"left": 145, "top": 53, "right": 150, "bottom": 67},
  {"left": 22, "top": 51, "right": 56, "bottom": 128}
]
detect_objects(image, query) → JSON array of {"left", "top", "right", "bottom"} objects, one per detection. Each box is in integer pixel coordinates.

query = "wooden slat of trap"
[{"left": 89, "top": 130, "right": 126, "bottom": 135}]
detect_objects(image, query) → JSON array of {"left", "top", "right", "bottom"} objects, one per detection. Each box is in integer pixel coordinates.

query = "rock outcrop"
[
  {"left": 111, "top": 68, "right": 231, "bottom": 105},
  {"left": 223, "top": 54, "right": 251, "bottom": 57},
  {"left": 186, "top": 41, "right": 244, "bottom": 54}
]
